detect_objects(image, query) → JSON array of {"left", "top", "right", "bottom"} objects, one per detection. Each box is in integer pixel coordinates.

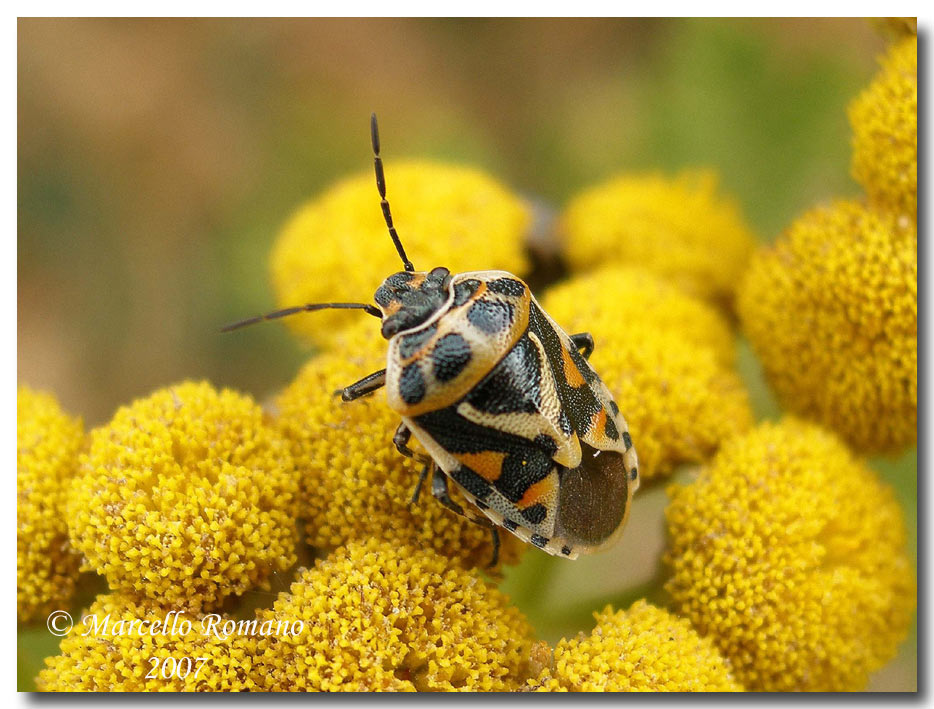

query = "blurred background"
[{"left": 18, "top": 18, "right": 915, "bottom": 691}]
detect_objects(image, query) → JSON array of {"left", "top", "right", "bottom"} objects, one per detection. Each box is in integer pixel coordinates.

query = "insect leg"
[
  {"left": 392, "top": 421, "right": 429, "bottom": 462},
  {"left": 570, "top": 332, "right": 595, "bottom": 360},
  {"left": 488, "top": 527, "right": 500, "bottom": 568},
  {"left": 431, "top": 468, "right": 466, "bottom": 516},
  {"left": 409, "top": 459, "right": 432, "bottom": 505},
  {"left": 335, "top": 369, "right": 386, "bottom": 402},
  {"left": 431, "top": 469, "right": 500, "bottom": 568}
]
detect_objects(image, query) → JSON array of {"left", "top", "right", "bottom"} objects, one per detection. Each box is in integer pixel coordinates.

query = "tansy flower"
[
  {"left": 270, "top": 161, "right": 532, "bottom": 346},
  {"left": 17, "top": 386, "right": 84, "bottom": 623},
  {"left": 37, "top": 593, "right": 255, "bottom": 691},
  {"left": 251, "top": 539, "right": 535, "bottom": 691},
  {"left": 737, "top": 200, "right": 916, "bottom": 454},
  {"left": 558, "top": 171, "right": 757, "bottom": 311},
  {"left": 66, "top": 381, "right": 299, "bottom": 613},
  {"left": 541, "top": 268, "right": 753, "bottom": 481},
  {"left": 275, "top": 320, "right": 525, "bottom": 569},
  {"left": 664, "top": 419, "right": 916, "bottom": 692},
  {"left": 528, "top": 600, "right": 742, "bottom": 692},
  {"left": 849, "top": 37, "right": 917, "bottom": 223},
  {"left": 543, "top": 266, "right": 737, "bottom": 367}
]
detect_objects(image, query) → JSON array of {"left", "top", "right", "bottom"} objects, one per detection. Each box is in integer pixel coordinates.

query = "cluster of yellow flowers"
[{"left": 20, "top": 28, "right": 915, "bottom": 693}]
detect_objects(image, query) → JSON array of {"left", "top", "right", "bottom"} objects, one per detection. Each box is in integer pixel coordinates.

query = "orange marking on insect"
[
  {"left": 457, "top": 451, "right": 506, "bottom": 482},
  {"left": 590, "top": 408, "right": 608, "bottom": 439},
  {"left": 561, "top": 344, "right": 586, "bottom": 388},
  {"left": 518, "top": 475, "right": 556, "bottom": 509}
]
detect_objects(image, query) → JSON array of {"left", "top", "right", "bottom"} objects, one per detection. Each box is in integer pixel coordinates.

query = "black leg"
[
  {"left": 570, "top": 332, "right": 594, "bottom": 360},
  {"left": 335, "top": 369, "right": 386, "bottom": 402},
  {"left": 410, "top": 460, "right": 432, "bottom": 505},
  {"left": 431, "top": 467, "right": 465, "bottom": 516},
  {"left": 488, "top": 527, "right": 500, "bottom": 569},
  {"left": 393, "top": 422, "right": 431, "bottom": 464},
  {"left": 431, "top": 468, "right": 500, "bottom": 568}
]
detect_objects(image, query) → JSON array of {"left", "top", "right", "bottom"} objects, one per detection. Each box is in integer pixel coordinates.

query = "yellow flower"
[
  {"left": 529, "top": 600, "right": 742, "bottom": 692},
  {"left": 543, "top": 266, "right": 737, "bottom": 367},
  {"left": 849, "top": 37, "right": 917, "bottom": 222},
  {"left": 270, "top": 161, "right": 532, "bottom": 345},
  {"left": 17, "top": 386, "right": 85, "bottom": 623},
  {"left": 541, "top": 268, "right": 753, "bottom": 481},
  {"left": 66, "top": 381, "right": 299, "bottom": 612},
  {"left": 275, "top": 320, "right": 525, "bottom": 569},
  {"left": 251, "top": 539, "right": 535, "bottom": 691},
  {"left": 737, "top": 200, "right": 916, "bottom": 454},
  {"left": 558, "top": 171, "right": 757, "bottom": 311},
  {"left": 664, "top": 419, "right": 916, "bottom": 691},
  {"left": 37, "top": 593, "right": 255, "bottom": 691}
]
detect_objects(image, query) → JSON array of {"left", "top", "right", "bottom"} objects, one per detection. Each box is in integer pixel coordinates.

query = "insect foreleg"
[
  {"left": 393, "top": 421, "right": 430, "bottom": 463},
  {"left": 336, "top": 369, "right": 387, "bottom": 402},
  {"left": 570, "top": 332, "right": 595, "bottom": 360}
]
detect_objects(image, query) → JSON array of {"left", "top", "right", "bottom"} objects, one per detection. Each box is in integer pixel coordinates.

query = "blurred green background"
[{"left": 18, "top": 18, "right": 915, "bottom": 691}]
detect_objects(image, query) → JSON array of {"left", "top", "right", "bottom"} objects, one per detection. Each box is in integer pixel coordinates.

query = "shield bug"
[{"left": 224, "top": 114, "right": 639, "bottom": 564}]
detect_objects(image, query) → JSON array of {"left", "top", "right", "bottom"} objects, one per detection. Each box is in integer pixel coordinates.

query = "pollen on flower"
[
  {"left": 17, "top": 386, "right": 85, "bottom": 623},
  {"left": 558, "top": 171, "right": 757, "bottom": 312},
  {"left": 542, "top": 268, "right": 753, "bottom": 482},
  {"left": 66, "top": 380, "right": 299, "bottom": 613},
  {"left": 251, "top": 539, "right": 535, "bottom": 691},
  {"left": 664, "top": 419, "right": 916, "bottom": 692},
  {"left": 737, "top": 200, "right": 916, "bottom": 454},
  {"left": 849, "top": 37, "right": 917, "bottom": 223},
  {"left": 275, "top": 320, "right": 525, "bottom": 568},
  {"left": 37, "top": 593, "right": 256, "bottom": 691},
  {"left": 270, "top": 161, "right": 532, "bottom": 346},
  {"left": 528, "top": 600, "right": 742, "bottom": 692}
]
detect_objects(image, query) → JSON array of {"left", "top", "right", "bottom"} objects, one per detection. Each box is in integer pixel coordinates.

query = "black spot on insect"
[
  {"left": 530, "top": 534, "right": 548, "bottom": 549},
  {"left": 474, "top": 498, "right": 489, "bottom": 511},
  {"left": 466, "top": 334, "right": 542, "bottom": 415},
  {"left": 399, "top": 323, "right": 437, "bottom": 359},
  {"left": 399, "top": 363, "right": 426, "bottom": 405},
  {"left": 622, "top": 431, "right": 633, "bottom": 450},
  {"left": 502, "top": 518, "right": 518, "bottom": 532},
  {"left": 533, "top": 434, "right": 558, "bottom": 457},
  {"left": 451, "top": 466, "right": 491, "bottom": 500},
  {"left": 386, "top": 271, "right": 414, "bottom": 287},
  {"left": 630, "top": 467, "right": 638, "bottom": 481},
  {"left": 486, "top": 277, "right": 525, "bottom": 297},
  {"left": 561, "top": 545, "right": 572, "bottom": 556},
  {"left": 467, "top": 298, "right": 514, "bottom": 335},
  {"left": 453, "top": 279, "right": 481, "bottom": 307},
  {"left": 609, "top": 400, "right": 620, "bottom": 416},
  {"left": 604, "top": 412, "right": 619, "bottom": 441},
  {"left": 374, "top": 285, "right": 393, "bottom": 307},
  {"left": 520, "top": 503, "right": 547, "bottom": 525},
  {"left": 432, "top": 333, "right": 472, "bottom": 382}
]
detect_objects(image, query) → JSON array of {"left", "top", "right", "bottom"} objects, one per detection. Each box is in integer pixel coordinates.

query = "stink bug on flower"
[{"left": 224, "top": 115, "right": 639, "bottom": 565}]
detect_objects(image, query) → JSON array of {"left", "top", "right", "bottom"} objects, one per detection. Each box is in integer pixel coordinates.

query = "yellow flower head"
[
  {"left": 664, "top": 419, "right": 916, "bottom": 691},
  {"left": 737, "top": 200, "right": 916, "bottom": 454},
  {"left": 275, "top": 320, "right": 525, "bottom": 569},
  {"left": 558, "top": 171, "right": 757, "bottom": 310},
  {"left": 17, "top": 386, "right": 84, "bottom": 623},
  {"left": 542, "top": 268, "right": 753, "bottom": 481},
  {"left": 529, "top": 600, "right": 742, "bottom": 692},
  {"left": 66, "top": 381, "right": 299, "bottom": 612},
  {"left": 37, "top": 593, "right": 255, "bottom": 691},
  {"left": 849, "top": 37, "right": 917, "bottom": 222},
  {"left": 270, "top": 161, "right": 532, "bottom": 345},
  {"left": 251, "top": 539, "right": 535, "bottom": 691}
]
